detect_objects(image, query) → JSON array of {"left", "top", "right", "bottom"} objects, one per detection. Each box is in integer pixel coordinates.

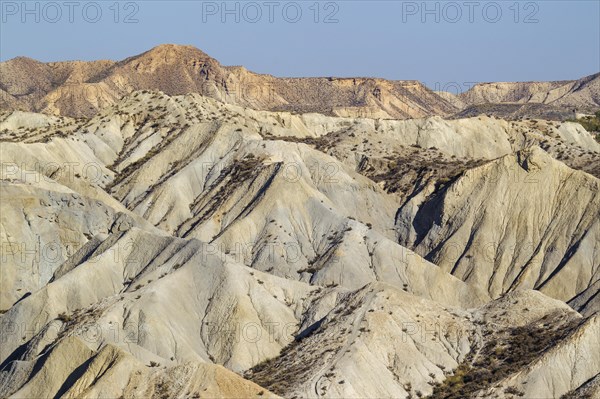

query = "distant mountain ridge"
[
  {"left": 1, "top": 44, "right": 598, "bottom": 119},
  {"left": 0, "top": 44, "right": 456, "bottom": 119},
  {"left": 452, "top": 73, "right": 600, "bottom": 119},
  {"left": 460, "top": 73, "right": 600, "bottom": 107}
]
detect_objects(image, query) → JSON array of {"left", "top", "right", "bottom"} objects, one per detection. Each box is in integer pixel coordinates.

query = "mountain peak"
[
  {"left": 1, "top": 56, "right": 44, "bottom": 66},
  {"left": 117, "top": 44, "right": 217, "bottom": 72},
  {"left": 138, "top": 43, "right": 213, "bottom": 61}
]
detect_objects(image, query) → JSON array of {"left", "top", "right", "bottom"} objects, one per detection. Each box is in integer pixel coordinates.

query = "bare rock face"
[
  {"left": 246, "top": 288, "right": 598, "bottom": 399},
  {"left": 109, "top": 212, "right": 134, "bottom": 233},
  {"left": 6, "top": 336, "right": 280, "bottom": 399},
  {"left": 396, "top": 146, "right": 600, "bottom": 314},
  {"left": 1, "top": 89, "right": 599, "bottom": 398},
  {"left": 0, "top": 178, "right": 120, "bottom": 309}
]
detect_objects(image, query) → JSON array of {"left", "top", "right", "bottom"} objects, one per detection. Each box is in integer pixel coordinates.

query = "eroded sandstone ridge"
[
  {"left": 1, "top": 61, "right": 599, "bottom": 398},
  {"left": 2, "top": 44, "right": 598, "bottom": 120},
  {"left": 0, "top": 44, "right": 456, "bottom": 119}
]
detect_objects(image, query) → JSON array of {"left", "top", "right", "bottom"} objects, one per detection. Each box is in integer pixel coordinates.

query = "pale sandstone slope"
[
  {"left": 1, "top": 90, "right": 599, "bottom": 398},
  {"left": 247, "top": 287, "right": 599, "bottom": 399},
  {"left": 0, "top": 225, "right": 480, "bottom": 398},
  {"left": 7, "top": 336, "right": 280, "bottom": 399},
  {"left": 396, "top": 146, "right": 600, "bottom": 314},
  {"left": 3, "top": 92, "right": 484, "bottom": 305}
]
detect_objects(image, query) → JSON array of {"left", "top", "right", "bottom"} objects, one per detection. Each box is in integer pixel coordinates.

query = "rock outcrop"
[{"left": 396, "top": 146, "right": 600, "bottom": 315}]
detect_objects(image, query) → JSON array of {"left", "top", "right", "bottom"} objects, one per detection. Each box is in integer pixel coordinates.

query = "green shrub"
[{"left": 566, "top": 111, "right": 600, "bottom": 133}]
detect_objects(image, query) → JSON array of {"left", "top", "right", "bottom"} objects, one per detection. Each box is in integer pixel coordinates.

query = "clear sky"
[{"left": 1, "top": 0, "right": 599, "bottom": 92}]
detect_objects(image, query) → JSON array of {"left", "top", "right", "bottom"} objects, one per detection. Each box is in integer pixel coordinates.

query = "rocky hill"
[
  {"left": 396, "top": 146, "right": 600, "bottom": 316},
  {"left": 0, "top": 44, "right": 457, "bottom": 119},
  {"left": 0, "top": 90, "right": 599, "bottom": 398},
  {"left": 3, "top": 44, "right": 598, "bottom": 122},
  {"left": 457, "top": 73, "right": 600, "bottom": 119}
]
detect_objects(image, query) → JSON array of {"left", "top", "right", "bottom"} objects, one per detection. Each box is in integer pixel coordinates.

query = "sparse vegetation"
[
  {"left": 429, "top": 312, "right": 582, "bottom": 399},
  {"left": 57, "top": 312, "right": 73, "bottom": 322},
  {"left": 566, "top": 111, "right": 600, "bottom": 140}
]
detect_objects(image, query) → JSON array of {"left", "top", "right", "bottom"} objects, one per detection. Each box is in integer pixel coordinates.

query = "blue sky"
[{"left": 1, "top": 1, "right": 599, "bottom": 91}]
